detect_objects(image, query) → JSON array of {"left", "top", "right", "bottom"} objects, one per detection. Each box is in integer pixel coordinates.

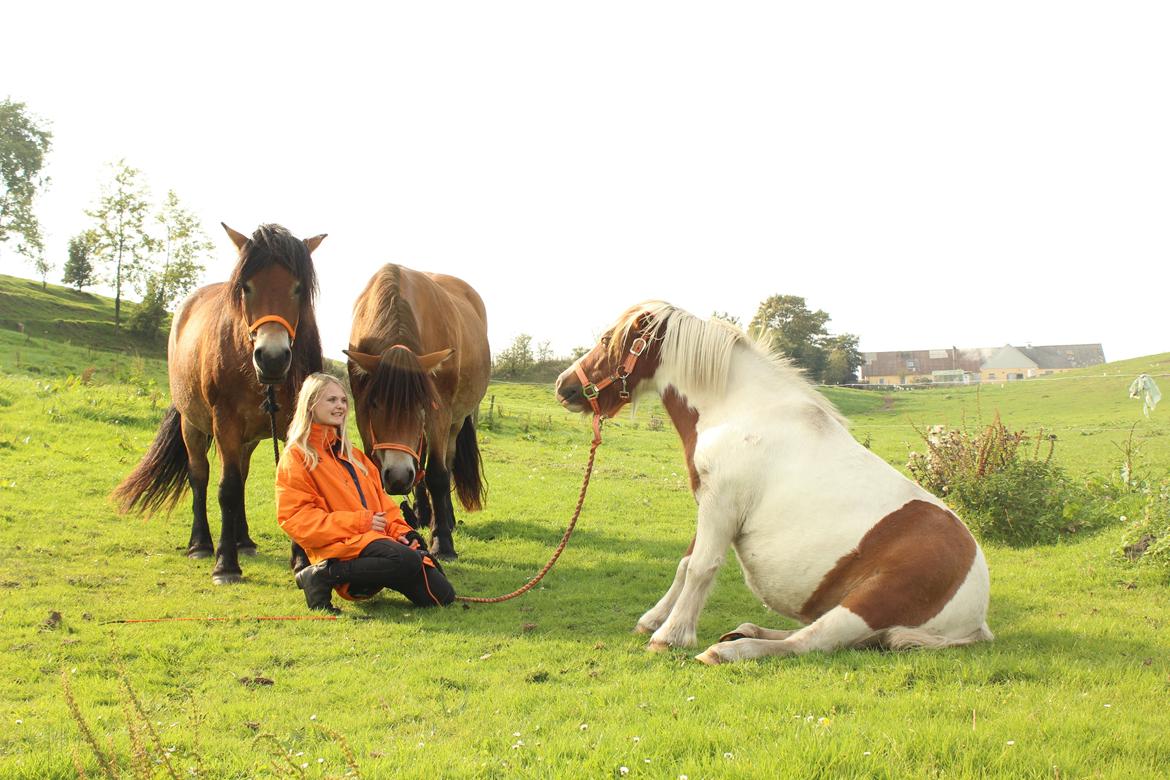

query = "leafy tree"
[
  {"left": 86, "top": 160, "right": 156, "bottom": 329},
  {"left": 494, "top": 333, "right": 534, "bottom": 377},
  {"left": 127, "top": 274, "right": 168, "bottom": 338},
  {"left": 29, "top": 246, "right": 53, "bottom": 290},
  {"left": 151, "top": 189, "right": 209, "bottom": 308},
  {"left": 62, "top": 230, "right": 99, "bottom": 290},
  {"left": 749, "top": 294, "right": 862, "bottom": 384},
  {"left": 0, "top": 98, "right": 52, "bottom": 258},
  {"left": 750, "top": 294, "right": 831, "bottom": 378},
  {"left": 822, "top": 333, "right": 863, "bottom": 385},
  {"left": 535, "top": 340, "right": 554, "bottom": 363},
  {"left": 569, "top": 346, "right": 589, "bottom": 360}
]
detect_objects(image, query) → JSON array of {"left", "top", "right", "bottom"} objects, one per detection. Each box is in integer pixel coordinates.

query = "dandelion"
[{"left": 818, "top": 717, "right": 832, "bottom": 727}]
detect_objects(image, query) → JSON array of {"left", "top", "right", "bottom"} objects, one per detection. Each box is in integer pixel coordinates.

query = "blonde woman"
[{"left": 276, "top": 373, "right": 455, "bottom": 613}]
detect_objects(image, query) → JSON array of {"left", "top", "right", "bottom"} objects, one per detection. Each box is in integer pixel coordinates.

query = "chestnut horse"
[
  {"left": 555, "top": 302, "right": 992, "bottom": 664},
  {"left": 114, "top": 224, "right": 325, "bottom": 584},
  {"left": 345, "top": 263, "right": 490, "bottom": 559}
]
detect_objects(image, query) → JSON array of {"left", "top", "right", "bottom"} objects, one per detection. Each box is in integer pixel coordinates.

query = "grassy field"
[{"left": 1, "top": 280, "right": 1169, "bottom": 778}]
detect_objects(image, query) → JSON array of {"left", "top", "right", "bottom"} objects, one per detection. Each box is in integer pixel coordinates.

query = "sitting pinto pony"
[{"left": 555, "top": 302, "right": 992, "bottom": 664}]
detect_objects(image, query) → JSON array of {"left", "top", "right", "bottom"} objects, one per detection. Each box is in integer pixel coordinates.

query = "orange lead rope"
[{"left": 455, "top": 413, "right": 603, "bottom": 604}]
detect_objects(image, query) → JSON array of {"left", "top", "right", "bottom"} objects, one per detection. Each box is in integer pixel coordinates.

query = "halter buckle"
[
  {"left": 629, "top": 337, "right": 648, "bottom": 356},
  {"left": 582, "top": 383, "right": 599, "bottom": 400}
]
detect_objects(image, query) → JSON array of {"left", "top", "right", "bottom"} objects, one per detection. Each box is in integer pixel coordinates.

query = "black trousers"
[{"left": 334, "top": 538, "right": 455, "bottom": 607}]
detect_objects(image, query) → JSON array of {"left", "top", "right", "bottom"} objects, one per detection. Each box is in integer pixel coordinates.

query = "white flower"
[
  {"left": 620, "top": 768, "right": 629, "bottom": 776},
  {"left": 1006, "top": 741, "right": 1015, "bottom": 746},
  {"left": 724, "top": 752, "right": 734, "bottom": 759},
  {"left": 580, "top": 723, "right": 588, "bottom": 731},
  {"left": 686, "top": 696, "right": 695, "bottom": 702},
  {"left": 632, "top": 736, "right": 640, "bottom": 743}
]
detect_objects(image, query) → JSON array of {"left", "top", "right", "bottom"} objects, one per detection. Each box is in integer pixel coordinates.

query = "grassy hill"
[
  {"left": 1, "top": 281, "right": 1168, "bottom": 777},
  {"left": 0, "top": 273, "right": 169, "bottom": 383}
]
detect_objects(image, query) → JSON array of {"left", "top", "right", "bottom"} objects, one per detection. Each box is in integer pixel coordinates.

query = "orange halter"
[
  {"left": 574, "top": 334, "right": 649, "bottom": 418},
  {"left": 371, "top": 431, "right": 428, "bottom": 488},
  {"left": 248, "top": 314, "right": 297, "bottom": 343}
]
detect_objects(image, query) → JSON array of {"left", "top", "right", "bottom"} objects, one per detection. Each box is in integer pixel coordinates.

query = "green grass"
[{"left": 1, "top": 280, "right": 1169, "bottom": 777}]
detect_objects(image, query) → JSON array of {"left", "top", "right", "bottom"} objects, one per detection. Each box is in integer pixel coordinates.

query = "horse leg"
[
  {"left": 635, "top": 536, "right": 695, "bottom": 634},
  {"left": 235, "top": 440, "right": 259, "bottom": 556},
  {"left": 182, "top": 419, "right": 214, "bottom": 559},
  {"left": 647, "top": 510, "right": 734, "bottom": 652},
  {"left": 696, "top": 606, "right": 876, "bottom": 665},
  {"left": 425, "top": 465, "right": 458, "bottom": 560},
  {"left": 211, "top": 430, "right": 245, "bottom": 585},
  {"left": 717, "top": 623, "right": 799, "bottom": 643},
  {"left": 411, "top": 481, "right": 433, "bottom": 530}
]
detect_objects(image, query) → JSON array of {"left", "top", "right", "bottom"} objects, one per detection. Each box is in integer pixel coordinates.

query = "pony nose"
[{"left": 381, "top": 463, "right": 416, "bottom": 495}]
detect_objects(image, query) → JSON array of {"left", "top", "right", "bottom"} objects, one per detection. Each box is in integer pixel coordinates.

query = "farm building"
[{"left": 859, "top": 343, "right": 1106, "bottom": 385}]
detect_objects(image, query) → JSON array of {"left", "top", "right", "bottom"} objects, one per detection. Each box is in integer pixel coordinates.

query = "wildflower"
[
  {"left": 310, "top": 714, "right": 317, "bottom": 720},
  {"left": 818, "top": 717, "right": 832, "bottom": 727},
  {"left": 633, "top": 736, "right": 640, "bottom": 743},
  {"left": 620, "top": 768, "right": 629, "bottom": 776},
  {"left": 724, "top": 752, "right": 734, "bottom": 760},
  {"left": 1006, "top": 741, "right": 1015, "bottom": 746},
  {"left": 686, "top": 696, "right": 695, "bottom": 702},
  {"left": 480, "top": 653, "right": 492, "bottom": 660},
  {"left": 580, "top": 723, "right": 588, "bottom": 731}
]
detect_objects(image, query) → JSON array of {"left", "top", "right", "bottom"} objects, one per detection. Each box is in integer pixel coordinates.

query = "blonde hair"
[{"left": 284, "top": 373, "right": 367, "bottom": 474}]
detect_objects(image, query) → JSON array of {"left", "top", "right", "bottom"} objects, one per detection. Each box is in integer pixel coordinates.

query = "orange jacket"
[{"left": 275, "top": 423, "right": 413, "bottom": 564}]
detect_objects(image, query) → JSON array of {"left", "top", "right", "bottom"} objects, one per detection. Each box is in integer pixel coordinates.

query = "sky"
[{"left": 2, "top": 2, "right": 1167, "bottom": 363}]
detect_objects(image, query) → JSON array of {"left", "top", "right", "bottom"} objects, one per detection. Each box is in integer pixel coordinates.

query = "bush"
[
  {"left": 1117, "top": 482, "right": 1170, "bottom": 576},
  {"left": 908, "top": 415, "right": 1104, "bottom": 546}
]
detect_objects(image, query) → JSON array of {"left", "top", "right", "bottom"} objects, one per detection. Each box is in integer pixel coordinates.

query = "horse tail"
[
  {"left": 882, "top": 622, "right": 994, "bottom": 651},
  {"left": 112, "top": 406, "right": 191, "bottom": 516},
  {"left": 451, "top": 415, "right": 486, "bottom": 512}
]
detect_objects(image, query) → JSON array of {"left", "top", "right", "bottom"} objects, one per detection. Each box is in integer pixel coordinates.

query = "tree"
[
  {"left": 0, "top": 99, "right": 52, "bottom": 258},
  {"left": 711, "top": 311, "right": 742, "bottom": 328},
  {"left": 822, "top": 333, "right": 863, "bottom": 385},
  {"left": 494, "top": 334, "right": 534, "bottom": 377},
  {"left": 62, "top": 230, "right": 99, "bottom": 290},
  {"left": 86, "top": 160, "right": 155, "bottom": 329},
  {"left": 151, "top": 189, "right": 209, "bottom": 308},
  {"left": 25, "top": 245, "right": 53, "bottom": 290},
  {"left": 750, "top": 295, "right": 831, "bottom": 378}
]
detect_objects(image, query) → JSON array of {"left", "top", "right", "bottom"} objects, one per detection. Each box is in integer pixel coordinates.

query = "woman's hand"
[{"left": 371, "top": 512, "right": 387, "bottom": 532}]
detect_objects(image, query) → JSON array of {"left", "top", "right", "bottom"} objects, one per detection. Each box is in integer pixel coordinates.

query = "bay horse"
[
  {"left": 555, "top": 302, "right": 992, "bottom": 664},
  {"left": 114, "top": 223, "right": 325, "bottom": 584},
  {"left": 345, "top": 263, "right": 490, "bottom": 559}
]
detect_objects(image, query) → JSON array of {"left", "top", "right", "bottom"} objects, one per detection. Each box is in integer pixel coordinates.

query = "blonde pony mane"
[{"left": 606, "top": 302, "right": 844, "bottom": 424}]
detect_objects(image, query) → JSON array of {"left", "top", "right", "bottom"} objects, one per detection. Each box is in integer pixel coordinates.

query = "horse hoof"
[
  {"left": 634, "top": 623, "right": 655, "bottom": 635},
  {"left": 718, "top": 631, "right": 750, "bottom": 643},
  {"left": 212, "top": 572, "right": 243, "bottom": 585},
  {"left": 646, "top": 639, "right": 671, "bottom": 653},
  {"left": 187, "top": 548, "right": 213, "bottom": 560},
  {"left": 433, "top": 550, "right": 458, "bottom": 562},
  {"left": 695, "top": 648, "right": 723, "bottom": 666},
  {"left": 237, "top": 545, "right": 258, "bottom": 557}
]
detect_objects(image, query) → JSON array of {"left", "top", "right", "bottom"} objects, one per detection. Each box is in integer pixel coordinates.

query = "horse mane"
[
  {"left": 221, "top": 223, "right": 323, "bottom": 384},
  {"left": 611, "top": 301, "right": 845, "bottom": 425},
  {"left": 356, "top": 265, "right": 438, "bottom": 417}
]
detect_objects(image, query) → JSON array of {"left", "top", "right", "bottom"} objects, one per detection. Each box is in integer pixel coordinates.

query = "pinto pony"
[
  {"left": 345, "top": 264, "right": 490, "bottom": 559},
  {"left": 555, "top": 302, "right": 992, "bottom": 664},
  {"left": 113, "top": 224, "right": 325, "bottom": 584}
]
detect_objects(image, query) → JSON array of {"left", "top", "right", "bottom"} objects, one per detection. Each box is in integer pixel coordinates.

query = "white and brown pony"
[
  {"left": 555, "top": 302, "right": 992, "bottom": 664},
  {"left": 345, "top": 264, "right": 491, "bottom": 559}
]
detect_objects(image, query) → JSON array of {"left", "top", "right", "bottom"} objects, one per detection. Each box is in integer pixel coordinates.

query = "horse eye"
[
  {"left": 293, "top": 283, "right": 302, "bottom": 296},
  {"left": 243, "top": 282, "right": 253, "bottom": 296},
  {"left": 600, "top": 335, "right": 611, "bottom": 345}
]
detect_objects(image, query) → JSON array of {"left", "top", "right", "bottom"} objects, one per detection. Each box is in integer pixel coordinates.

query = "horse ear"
[
  {"left": 304, "top": 234, "right": 327, "bottom": 254},
  {"left": 221, "top": 223, "right": 250, "bottom": 251},
  {"left": 343, "top": 349, "right": 380, "bottom": 375},
  {"left": 417, "top": 348, "right": 455, "bottom": 372}
]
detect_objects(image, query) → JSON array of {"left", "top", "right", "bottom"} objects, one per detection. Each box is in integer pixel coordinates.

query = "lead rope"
[
  {"left": 455, "top": 414, "right": 603, "bottom": 604},
  {"left": 263, "top": 385, "right": 281, "bottom": 465}
]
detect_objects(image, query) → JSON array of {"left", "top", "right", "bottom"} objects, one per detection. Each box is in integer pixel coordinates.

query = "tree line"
[
  {"left": 1, "top": 98, "right": 211, "bottom": 338},
  {"left": 494, "top": 296, "right": 863, "bottom": 385}
]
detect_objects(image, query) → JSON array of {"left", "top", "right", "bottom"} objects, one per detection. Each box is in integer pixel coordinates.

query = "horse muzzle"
[
  {"left": 381, "top": 462, "right": 417, "bottom": 496},
  {"left": 253, "top": 345, "right": 292, "bottom": 385}
]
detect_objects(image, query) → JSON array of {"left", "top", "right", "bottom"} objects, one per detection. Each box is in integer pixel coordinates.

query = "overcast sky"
[{"left": 2, "top": 2, "right": 1167, "bottom": 362}]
